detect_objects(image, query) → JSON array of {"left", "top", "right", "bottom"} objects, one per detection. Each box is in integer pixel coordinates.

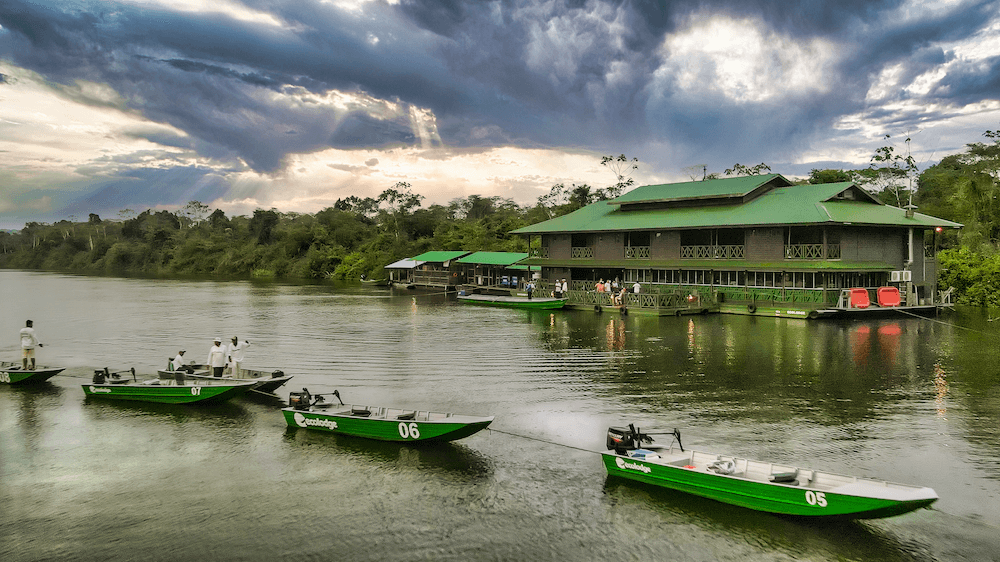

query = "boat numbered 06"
[
  {"left": 602, "top": 425, "right": 938, "bottom": 520},
  {"left": 282, "top": 388, "right": 494, "bottom": 443},
  {"left": 398, "top": 422, "right": 420, "bottom": 439}
]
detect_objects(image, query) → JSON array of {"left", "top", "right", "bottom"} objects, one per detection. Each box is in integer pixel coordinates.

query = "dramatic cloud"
[{"left": 1, "top": 0, "right": 998, "bottom": 228}]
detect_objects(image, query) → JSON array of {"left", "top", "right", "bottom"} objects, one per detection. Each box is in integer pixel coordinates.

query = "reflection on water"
[
  {"left": 602, "top": 477, "right": 932, "bottom": 562},
  {"left": 2, "top": 271, "right": 1000, "bottom": 561},
  {"left": 283, "top": 427, "right": 492, "bottom": 479}
]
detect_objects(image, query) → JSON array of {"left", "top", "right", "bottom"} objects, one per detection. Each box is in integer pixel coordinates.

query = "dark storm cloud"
[{"left": 0, "top": 0, "right": 998, "bottom": 177}]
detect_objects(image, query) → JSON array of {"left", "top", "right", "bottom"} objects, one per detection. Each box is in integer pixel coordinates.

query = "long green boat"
[
  {"left": 1, "top": 361, "right": 65, "bottom": 385},
  {"left": 282, "top": 389, "right": 494, "bottom": 442},
  {"left": 82, "top": 368, "right": 256, "bottom": 404},
  {"left": 457, "top": 293, "right": 567, "bottom": 310},
  {"left": 603, "top": 425, "right": 938, "bottom": 520}
]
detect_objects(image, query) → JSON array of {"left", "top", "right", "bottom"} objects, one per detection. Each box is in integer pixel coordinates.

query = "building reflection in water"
[{"left": 934, "top": 363, "right": 949, "bottom": 419}]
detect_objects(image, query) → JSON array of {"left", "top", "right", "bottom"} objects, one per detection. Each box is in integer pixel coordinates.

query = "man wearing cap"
[
  {"left": 172, "top": 350, "right": 187, "bottom": 371},
  {"left": 227, "top": 336, "right": 251, "bottom": 378},
  {"left": 207, "top": 338, "right": 227, "bottom": 377}
]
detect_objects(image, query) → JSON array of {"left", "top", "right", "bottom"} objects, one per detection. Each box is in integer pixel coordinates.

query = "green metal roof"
[
  {"left": 612, "top": 173, "right": 793, "bottom": 204},
  {"left": 409, "top": 251, "right": 470, "bottom": 263},
  {"left": 455, "top": 251, "right": 529, "bottom": 266},
  {"left": 511, "top": 175, "right": 963, "bottom": 234}
]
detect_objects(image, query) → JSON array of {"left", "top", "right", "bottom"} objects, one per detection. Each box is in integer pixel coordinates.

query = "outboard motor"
[
  {"left": 606, "top": 424, "right": 658, "bottom": 454},
  {"left": 271, "top": 370, "right": 284, "bottom": 379},
  {"left": 288, "top": 388, "right": 312, "bottom": 411},
  {"left": 93, "top": 370, "right": 106, "bottom": 384}
]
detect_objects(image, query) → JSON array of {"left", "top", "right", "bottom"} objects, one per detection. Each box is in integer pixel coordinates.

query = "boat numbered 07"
[{"left": 282, "top": 388, "right": 494, "bottom": 443}]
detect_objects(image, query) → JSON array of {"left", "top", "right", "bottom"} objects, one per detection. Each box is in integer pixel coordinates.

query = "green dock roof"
[
  {"left": 512, "top": 175, "right": 962, "bottom": 234},
  {"left": 409, "top": 251, "right": 470, "bottom": 263},
  {"left": 455, "top": 251, "right": 529, "bottom": 266}
]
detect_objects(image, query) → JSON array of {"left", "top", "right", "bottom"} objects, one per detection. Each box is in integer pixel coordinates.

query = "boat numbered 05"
[
  {"left": 603, "top": 425, "right": 938, "bottom": 520},
  {"left": 282, "top": 388, "right": 494, "bottom": 443}
]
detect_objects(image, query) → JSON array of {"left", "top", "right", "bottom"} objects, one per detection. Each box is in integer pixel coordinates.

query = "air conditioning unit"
[{"left": 890, "top": 270, "right": 912, "bottom": 282}]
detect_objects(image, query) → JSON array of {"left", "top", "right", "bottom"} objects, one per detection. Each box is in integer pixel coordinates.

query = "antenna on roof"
[{"left": 683, "top": 164, "right": 708, "bottom": 182}]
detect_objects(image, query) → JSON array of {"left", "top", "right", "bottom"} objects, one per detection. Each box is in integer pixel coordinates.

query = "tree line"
[{"left": 3, "top": 136, "right": 1000, "bottom": 307}]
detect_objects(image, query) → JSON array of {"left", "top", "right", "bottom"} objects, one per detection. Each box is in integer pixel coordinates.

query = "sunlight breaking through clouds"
[{"left": 660, "top": 14, "right": 836, "bottom": 103}]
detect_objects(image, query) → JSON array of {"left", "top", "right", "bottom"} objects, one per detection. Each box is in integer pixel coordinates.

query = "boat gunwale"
[
  {"left": 601, "top": 448, "right": 936, "bottom": 497},
  {"left": 282, "top": 405, "right": 494, "bottom": 425}
]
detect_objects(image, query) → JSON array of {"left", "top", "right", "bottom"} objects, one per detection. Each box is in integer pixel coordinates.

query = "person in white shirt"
[
  {"left": 207, "top": 338, "right": 227, "bottom": 377},
  {"left": 633, "top": 281, "right": 641, "bottom": 294},
  {"left": 172, "top": 350, "right": 187, "bottom": 371},
  {"left": 561, "top": 279, "right": 569, "bottom": 294},
  {"left": 228, "top": 336, "right": 251, "bottom": 377},
  {"left": 19, "top": 320, "right": 43, "bottom": 370}
]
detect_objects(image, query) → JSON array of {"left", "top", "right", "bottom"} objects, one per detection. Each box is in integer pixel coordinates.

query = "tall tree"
[
  {"left": 860, "top": 134, "right": 918, "bottom": 207},
  {"left": 600, "top": 154, "right": 639, "bottom": 198},
  {"left": 377, "top": 182, "right": 424, "bottom": 241}
]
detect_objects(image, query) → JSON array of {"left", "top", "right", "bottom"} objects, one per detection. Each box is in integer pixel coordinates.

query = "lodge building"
[{"left": 512, "top": 174, "right": 962, "bottom": 317}]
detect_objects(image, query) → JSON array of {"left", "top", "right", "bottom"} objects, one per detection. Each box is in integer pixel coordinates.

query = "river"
[{"left": 1, "top": 270, "right": 999, "bottom": 561}]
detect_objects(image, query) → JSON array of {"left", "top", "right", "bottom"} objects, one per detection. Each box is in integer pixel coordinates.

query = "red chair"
[
  {"left": 877, "top": 287, "right": 901, "bottom": 307},
  {"left": 849, "top": 288, "right": 870, "bottom": 309}
]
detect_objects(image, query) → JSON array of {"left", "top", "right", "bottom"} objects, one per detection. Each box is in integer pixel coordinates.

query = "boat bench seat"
[{"left": 660, "top": 453, "right": 694, "bottom": 466}]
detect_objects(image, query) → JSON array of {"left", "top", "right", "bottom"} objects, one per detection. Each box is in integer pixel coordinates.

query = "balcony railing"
[
  {"left": 625, "top": 246, "right": 650, "bottom": 259},
  {"left": 785, "top": 244, "right": 841, "bottom": 259},
  {"left": 571, "top": 246, "right": 594, "bottom": 259},
  {"left": 530, "top": 247, "right": 549, "bottom": 259},
  {"left": 680, "top": 245, "right": 745, "bottom": 259}
]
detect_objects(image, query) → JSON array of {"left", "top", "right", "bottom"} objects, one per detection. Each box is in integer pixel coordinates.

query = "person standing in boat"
[
  {"left": 207, "top": 337, "right": 227, "bottom": 377},
  {"left": 19, "top": 320, "right": 43, "bottom": 370},
  {"left": 227, "top": 336, "right": 251, "bottom": 377}
]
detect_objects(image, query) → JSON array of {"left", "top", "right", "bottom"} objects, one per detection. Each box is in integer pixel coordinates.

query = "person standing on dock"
[
  {"left": 227, "top": 336, "right": 251, "bottom": 377},
  {"left": 207, "top": 337, "right": 227, "bottom": 377},
  {"left": 633, "top": 281, "right": 641, "bottom": 294},
  {"left": 19, "top": 320, "right": 43, "bottom": 370}
]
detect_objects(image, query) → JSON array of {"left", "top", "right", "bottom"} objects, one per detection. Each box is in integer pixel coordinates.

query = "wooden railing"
[
  {"left": 784, "top": 244, "right": 841, "bottom": 259},
  {"left": 625, "top": 246, "right": 650, "bottom": 259},
  {"left": 571, "top": 246, "right": 594, "bottom": 259},
  {"left": 680, "top": 245, "right": 745, "bottom": 259}
]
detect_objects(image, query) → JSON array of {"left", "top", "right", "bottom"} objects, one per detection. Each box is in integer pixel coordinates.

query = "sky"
[{"left": 1, "top": 0, "right": 999, "bottom": 229}]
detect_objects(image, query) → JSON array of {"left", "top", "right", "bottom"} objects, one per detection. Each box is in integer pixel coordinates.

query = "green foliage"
[
  {"left": 724, "top": 163, "right": 771, "bottom": 177},
  {"left": 808, "top": 169, "right": 856, "bottom": 184}
]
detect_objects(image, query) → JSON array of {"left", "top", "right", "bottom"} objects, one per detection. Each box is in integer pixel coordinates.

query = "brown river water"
[{"left": 1, "top": 270, "right": 999, "bottom": 561}]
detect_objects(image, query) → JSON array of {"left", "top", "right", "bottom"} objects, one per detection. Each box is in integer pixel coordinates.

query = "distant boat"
[
  {"left": 360, "top": 276, "right": 391, "bottom": 287},
  {"left": 1, "top": 361, "right": 65, "bottom": 385},
  {"left": 603, "top": 425, "right": 938, "bottom": 519},
  {"left": 457, "top": 293, "right": 567, "bottom": 310},
  {"left": 282, "top": 388, "right": 494, "bottom": 442},
  {"left": 82, "top": 368, "right": 256, "bottom": 404}
]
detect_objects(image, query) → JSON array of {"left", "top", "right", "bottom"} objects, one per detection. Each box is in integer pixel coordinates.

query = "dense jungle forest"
[{"left": 2, "top": 131, "right": 1000, "bottom": 307}]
